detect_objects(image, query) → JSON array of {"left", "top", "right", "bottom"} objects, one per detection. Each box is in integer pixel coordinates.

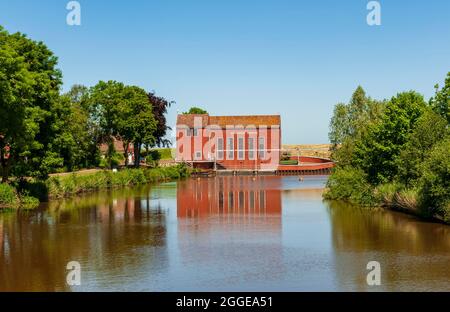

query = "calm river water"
[{"left": 0, "top": 176, "right": 449, "bottom": 291}]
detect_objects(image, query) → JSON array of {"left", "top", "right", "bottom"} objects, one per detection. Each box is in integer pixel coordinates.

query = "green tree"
[
  {"left": 118, "top": 86, "right": 157, "bottom": 167},
  {"left": 46, "top": 92, "right": 100, "bottom": 172},
  {"left": 347, "top": 86, "right": 368, "bottom": 135},
  {"left": 329, "top": 103, "right": 350, "bottom": 146},
  {"left": 430, "top": 72, "right": 450, "bottom": 124},
  {"left": 329, "top": 87, "right": 384, "bottom": 165},
  {"left": 65, "top": 85, "right": 102, "bottom": 168},
  {"left": 66, "top": 84, "right": 89, "bottom": 107},
  {"left": 397, "top": 109, "right": 448, "bottom": 186},
  {"left": 89, "top": 81, "right": 125, "bottom": 168},
  {"left": 90, "top": 81, "right": 157, "bottom": 168},
  {"left": 353, "top": 91, "right": 426, "bottom": 184},
  {"left": 419, "top": 137, "right": 450, "bottom": 221},
  {"left": 0, "top": 26, "right": 62, "bottom": 181},
  {"left": 183, "top": 107, "right": 208, "bottom": 114}
]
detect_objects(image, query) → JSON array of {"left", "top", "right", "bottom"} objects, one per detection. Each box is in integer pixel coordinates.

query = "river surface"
[{"left": 0, "top": 176, "right": 449, "bottom": 292}]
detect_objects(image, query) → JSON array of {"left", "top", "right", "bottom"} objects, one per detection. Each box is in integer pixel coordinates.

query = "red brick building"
[{"left": 176, "top": 114, "right": 281, "bottom": 171}]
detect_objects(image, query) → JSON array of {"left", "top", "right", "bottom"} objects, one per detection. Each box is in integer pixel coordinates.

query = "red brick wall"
[{"left": 176, "top": 126, "right": 281, "bottom": 170}]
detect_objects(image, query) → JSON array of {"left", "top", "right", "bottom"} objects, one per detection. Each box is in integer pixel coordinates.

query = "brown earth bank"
[{"left": 283, "top": 144, "right": 332, "bottom": 159}]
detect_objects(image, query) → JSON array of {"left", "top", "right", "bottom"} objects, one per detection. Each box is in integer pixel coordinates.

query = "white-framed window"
[
  {"left": 238, "top": 137, "right": 244, "bottom": 160},
  {"left": 248, "top": 137, "right": 255, "bottom": 160},
  {"left": 195, "top": 151, "right": 202, "bottom": 160},
  {"left": 227, "top": 137, "right": 234, "bottom": 160},
  {"left": 258, "top": 137, "right": 265, "bottom": 160},
  {"left": 193, "top": 128, "right": 199, "bottom": 136},
  {"left": 217, "top": 138, "right": 224, "bottom": 160}
]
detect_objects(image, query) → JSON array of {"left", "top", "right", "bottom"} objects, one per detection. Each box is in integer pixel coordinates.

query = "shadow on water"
[{"left": 326, "top": 200, "right": 450, "bottom": 291}]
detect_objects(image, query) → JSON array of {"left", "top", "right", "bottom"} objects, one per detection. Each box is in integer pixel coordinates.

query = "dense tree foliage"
[
  {"left": 329, "top": 87, "right": 384, "bottom": 147},
  {"left": 419, "top": 138, "right": 450, "bottom": 220},
  {"left": 430, "top": 72, "right": 450, "bottom": 124},
  {"left": 329, "top": 87, "right": 384, "bottom": 168},
  {"left": 148, "top": 92, "right": 173, "bottom": 148},
  {"left": 0, "top": 26, "right": 62, "bottom": 181},
  {"left": 353, "top": 91, "right": 426, "bottom": 184},
  {"left": 0, "top": 26, "right": 171, "bottom": 181},
  {"left": 89, "top": 81, "right": 158, "bottom": 168},
  {"left": 183, "top": 107, "right": 208, "bottom": 114},
  {"left": 397, "top": 109, "right": 448, "bottom": 186},
  {"left": 326, "top": 75, "right": 450, "bottom": 222}
]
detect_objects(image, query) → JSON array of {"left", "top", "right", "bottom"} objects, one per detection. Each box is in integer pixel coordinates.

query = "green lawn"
[
  {"left": 280, "top": 160, "right": 298, "bottom": 165},
  {"left": 156, "top": 148, "right": 174, "bottom": 160}
]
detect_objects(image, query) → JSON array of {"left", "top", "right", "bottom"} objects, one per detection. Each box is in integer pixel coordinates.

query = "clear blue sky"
[{"left": 1, "top": 0, "right": 449, "bottom": 143}]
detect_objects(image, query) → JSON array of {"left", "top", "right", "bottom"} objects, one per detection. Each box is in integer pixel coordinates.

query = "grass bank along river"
[
  {"left": 0, "top": 164, "right": 190, "bottom": 211},
  {"left": 1, "top": 175, "right": 449, "bottom": 291}
]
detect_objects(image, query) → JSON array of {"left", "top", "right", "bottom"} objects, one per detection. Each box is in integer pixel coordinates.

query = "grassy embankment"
[
  {"left": 0, "top": 163, "right": 190, "bottom": 211},
  {"left": 282, "top": 144, "right": 332, "bottom": 159},
  {"left": 324, "top": 162, "right": 450, "bottom": 224},
  {"left": 0, "top": 183, "right": 40, "bottom": 211}
]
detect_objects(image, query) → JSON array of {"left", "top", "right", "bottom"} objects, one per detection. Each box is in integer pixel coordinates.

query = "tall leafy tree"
[
  {"left": 329, "top": 103, "right": 350, "bottom": 146},
  {"left": 48, "top": 92, "right": 100, "bottom": 172},
  {"left": 65, "top": 84, "right": 102, "bottom": 168},
  {"left": 90, "top": 81, "right": 157, "bottom": 168},
  {"left": 0, "top": 26, "right": 62, "bottom": 181},
  {"left": 89, "top": 81, "right": 125, "bottom": 168},
  {"left": 353, "top": 91, "right": 426, "bottom": 184},
  {"left": 329, "top": 86, "right": 384, "bottom": 145},
  {"left": 397, "top": 109, "right": 448, "bottom": 186},
  {"left": 148, "top": 92, "right": 173, "bottom": 148},
  {"left": 419, "top": 137, "right": 450, "bottom": 221},
  {"left": 127, "top": 87, "right": 157, "bottom": 167},
  {"left": 329, "top": 86, "right": 384, "bottom": 165},
  {"left": 117, "top": 86, "right": 157, "bottom": 166},
  {"left": 430, "top": 72, "right": 450, "bottom": 124}
]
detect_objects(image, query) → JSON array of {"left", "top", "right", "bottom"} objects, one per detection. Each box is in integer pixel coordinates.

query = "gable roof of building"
[{"left": 176, "top": 114, "right": 281, "bottom": 128}]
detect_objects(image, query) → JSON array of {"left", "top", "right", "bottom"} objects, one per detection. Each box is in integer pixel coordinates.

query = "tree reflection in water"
[
  {"left": 0, "top": 177, "right": 449, "bottom": 291},
  {"left": 0, "top": 186, "right": 169, "bottom": 292},
  {"left": 326, "top": 200, "right": 450, "bottom": 291}
]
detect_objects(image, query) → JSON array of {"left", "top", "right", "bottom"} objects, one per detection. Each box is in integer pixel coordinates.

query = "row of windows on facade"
[
  {"left": 184, "top": 128, "right": 275, "bottom": 137},
  {"left": 190, "top": 137, "right": 267, "bottom": 160}
]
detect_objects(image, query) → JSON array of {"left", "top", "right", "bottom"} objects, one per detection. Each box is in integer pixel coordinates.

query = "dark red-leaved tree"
[{"left": 147, "top": 92, "right": 174, "bottom": 147}]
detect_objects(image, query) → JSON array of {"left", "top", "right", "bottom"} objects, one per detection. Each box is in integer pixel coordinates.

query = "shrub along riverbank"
[
  {"left": 0, "top": 183, "right": 40, "bottom": 210},
  {"left": 0, "top": 164, "right": 191, "bottom": 211},
  {"left": 325, "top": 74, "right": 450, "bottom": 224}
]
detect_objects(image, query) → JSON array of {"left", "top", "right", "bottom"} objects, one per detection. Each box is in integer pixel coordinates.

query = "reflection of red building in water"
[
  {"left": 176, "top": 177, "right": 284, "bottom": 280},
  {"left": 177, "top": 176, "right": 282, "bottom": 218}
]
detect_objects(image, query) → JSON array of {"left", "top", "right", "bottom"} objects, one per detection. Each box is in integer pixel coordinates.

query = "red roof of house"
[
  {"left": 176, "top": 114, "right": 210, "bottom": 128},
  {"left": 100, "top": 137, "right": 134, "bottom": 154},
  {"left": 176, "top": 114, "right": 281, "bottom": 128}
]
